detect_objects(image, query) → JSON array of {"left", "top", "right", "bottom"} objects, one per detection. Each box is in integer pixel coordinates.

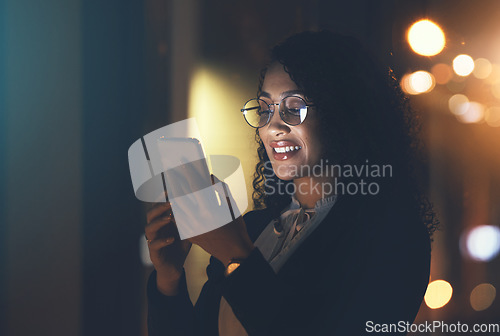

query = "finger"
[
  {"left": 148, "top": 236, "right": 176, "bottom": 250},
  {"left": 146, "top": 202, "right": 172, "bottom": 223},
  {"left": 145, "top": 212, "right": 175, "bottom": 240}
]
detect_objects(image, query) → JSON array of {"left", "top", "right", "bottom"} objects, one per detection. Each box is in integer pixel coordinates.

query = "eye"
[
  {"left": 256, "top": 99, "right": 272, "bottom": 116},
  {"left": 258, "top": 110, "right": 271, "bottom": 116},
  {"left": 286, "top": 108, "right": 302, "bottom": 116},
  {"left": 284, "top": 97, "right": 307, "bottom": 115}
]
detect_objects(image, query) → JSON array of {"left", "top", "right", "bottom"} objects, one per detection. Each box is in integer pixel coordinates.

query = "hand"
[
  {"left": 188, "top": 175, "right": 254, "bottom": 268},
  {"left": 145, "top": 195, "right": 192, "bottom": 295}
]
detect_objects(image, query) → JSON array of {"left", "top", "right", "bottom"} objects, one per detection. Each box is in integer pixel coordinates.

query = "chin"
[
  {"left": 271, "top": 163, "right": 297, "bottom": 181},
  {"left": 276, "top": 174, "right": 295, "bottom": 181}
]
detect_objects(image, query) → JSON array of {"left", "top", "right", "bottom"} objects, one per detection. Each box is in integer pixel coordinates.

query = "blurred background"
[{"left": 1, "top": 0, "right": 499, "bottom": 335}]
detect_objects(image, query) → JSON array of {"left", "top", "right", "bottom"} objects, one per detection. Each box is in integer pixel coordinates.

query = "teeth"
[
  {"left": 273, "top": 145, "right": 301, "bottom": 153},
  {"left": 274, "top": 147, "right": 284, "bottom": 153}
]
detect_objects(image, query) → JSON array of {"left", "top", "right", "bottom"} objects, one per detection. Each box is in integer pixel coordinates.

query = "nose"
[{"left": 265, "top": 104, "right": 290, "bottom": 137}]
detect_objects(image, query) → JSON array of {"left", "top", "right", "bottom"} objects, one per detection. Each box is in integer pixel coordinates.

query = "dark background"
[{"left": 1, "top": 0, "right": 499, "bottom": 335}]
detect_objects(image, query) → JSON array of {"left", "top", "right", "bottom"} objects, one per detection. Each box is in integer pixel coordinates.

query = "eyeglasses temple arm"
[{"left": 241, "top": 106, "right": 261, "bottom": 112}]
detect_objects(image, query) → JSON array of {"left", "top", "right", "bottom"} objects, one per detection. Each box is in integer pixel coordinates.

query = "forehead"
[{"left": 261, "top": 63, "right": 300, "bottom": 98}]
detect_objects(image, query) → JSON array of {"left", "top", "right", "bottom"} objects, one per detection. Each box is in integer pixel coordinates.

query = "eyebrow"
[{"left": 259, "top": 90, "right": 305, "bottom": 100}]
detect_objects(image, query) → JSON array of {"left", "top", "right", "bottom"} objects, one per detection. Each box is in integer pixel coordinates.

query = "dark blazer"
[{"left": 147, "top": 193, "right": 431, "bottom": 335}]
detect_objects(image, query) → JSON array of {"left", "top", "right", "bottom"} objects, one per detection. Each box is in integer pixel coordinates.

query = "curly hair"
[{"left": 251, "top": 30, "right": 439, "bottom": 237}]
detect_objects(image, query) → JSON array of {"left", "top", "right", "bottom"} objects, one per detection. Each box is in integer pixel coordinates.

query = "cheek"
[
  {"left": 258, "top": 129, "right": 264, "bottom": 142},
  {"left": 310, "top": 139, "right": 323, "bottom": 158},
  {"left": 303, "top": 131, "right": 323, "bottom": 162},
  {"left": 259, "top": 130, "right": 272, "bottom": 150}
]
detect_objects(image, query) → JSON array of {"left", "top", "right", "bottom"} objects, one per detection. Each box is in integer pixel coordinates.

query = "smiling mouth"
[
  {"left": 269, "top": 141, "right": 302, "bottom": 161},
  {"left": 273, "top": 145, "right": 302, "bottom": 153}
]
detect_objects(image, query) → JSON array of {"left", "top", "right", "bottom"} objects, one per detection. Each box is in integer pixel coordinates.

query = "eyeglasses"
[{"left": 241, "top": 96, "right": 314, "bottom": 128}]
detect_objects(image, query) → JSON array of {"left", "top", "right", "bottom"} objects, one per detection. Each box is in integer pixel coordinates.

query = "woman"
[{"left": 145, "top": 30, "right": 437, "bottom": 335}]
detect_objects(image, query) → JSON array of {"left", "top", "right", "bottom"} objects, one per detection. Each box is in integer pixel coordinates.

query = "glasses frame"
[{"left": 241, "top": 96, "right": 315, "bottom": 129}]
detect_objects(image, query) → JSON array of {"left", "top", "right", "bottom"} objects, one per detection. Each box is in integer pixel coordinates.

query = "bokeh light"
[
  {"left": 485, "top": 64, "right": 500, "bottom": 85},
  {"left": 491, "top": 82, "right": 500, "bottom": 100},
  {"left": 462, "top": 225, "right": 500, "bottom": 261},
  {"left": 410, "top": 71, "right": 435, "bottom": 93},
  {"left": 485, "top": 106, "right": 500, "bottom": 127},
  {"left": 448, "top": 94, "right": 469, "bottom": 115},
  {"left": 401, "top": 71, "right": 435, "bottom": 95},
  {"left": 470, "top": 283, "right": 496, "bottom": 311},
  {"left": 453, "top": 54, "right": 475, "bottom": 77},
  {"left": 473, "top": 58, "right": 492, "bottom": 79},
  {"left": 407, "top": 19, "right": 446, "bottom": 56},
  {"left": 401, "top": 74, "right": 417, "bottom": 95},
  {"left": 425, "top": 280, "right": 453, "bottom": 309},
  {"left": 431, "top": 63, "right": 453, "bottom": 84},
  {"left": 455, "top": 102, "right": 485, "bottom": 123}
]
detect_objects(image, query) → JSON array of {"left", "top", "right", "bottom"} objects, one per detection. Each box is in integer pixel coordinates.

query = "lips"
[{"left": 269, "top": 140, "right": 302, "bottom": 161}]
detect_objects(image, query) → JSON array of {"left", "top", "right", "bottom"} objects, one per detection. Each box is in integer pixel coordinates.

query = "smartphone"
[{"left": 155, "top": 137, "right": 212, "bottom": 200}]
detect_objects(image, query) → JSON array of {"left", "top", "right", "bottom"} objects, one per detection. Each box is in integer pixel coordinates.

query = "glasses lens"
[
  {"left": 243, "top": 99, "right": 271, "bottom": 128},
  {"left": 281, "top": 97, "right": 308, "bottom": 125}
]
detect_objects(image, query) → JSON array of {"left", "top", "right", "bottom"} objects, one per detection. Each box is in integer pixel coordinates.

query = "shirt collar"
[{"left": 288, "top": 193, "right": 338, "bottom": 212}]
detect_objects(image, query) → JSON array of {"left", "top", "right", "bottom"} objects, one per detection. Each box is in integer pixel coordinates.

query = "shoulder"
[
  {"left": 242, "top": 208, "right": 275, "bottom": 243},
  {"left": 324, "top": 192, "right": 431, "bottom": 275},
  {"left": 357, "top": 193, "right": 432, "bottom": 295}
]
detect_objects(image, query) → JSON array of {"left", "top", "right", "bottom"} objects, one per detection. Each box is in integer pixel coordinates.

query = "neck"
[{"left": 293, "top": 175, "right": 336, "bottom": 209}]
